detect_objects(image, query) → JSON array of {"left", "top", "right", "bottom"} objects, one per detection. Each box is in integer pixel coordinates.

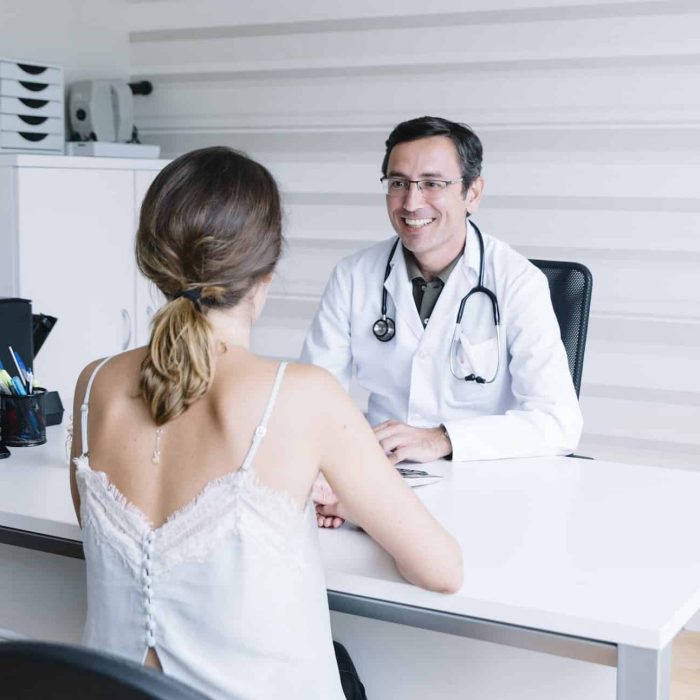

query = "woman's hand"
[{"left": 312, "top": 474, "right": 346, "bottom": 528}]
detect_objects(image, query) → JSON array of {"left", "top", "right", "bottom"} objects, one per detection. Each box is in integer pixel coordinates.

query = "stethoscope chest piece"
[{"left": 373, "top": 317, "right": 395, "bottom": 342}]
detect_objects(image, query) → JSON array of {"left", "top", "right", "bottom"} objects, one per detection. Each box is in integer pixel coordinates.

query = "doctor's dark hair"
[
  {"left": 135, "top": 146, "right": 283, "bottom": 425},
  {"left": 381, "top": 116, "right": 483, "bottom": 196}
]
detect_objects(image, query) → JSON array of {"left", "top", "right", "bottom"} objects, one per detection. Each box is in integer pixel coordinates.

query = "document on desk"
[{"left": 396, "top": 467, "right": 443, "bottom": 487}]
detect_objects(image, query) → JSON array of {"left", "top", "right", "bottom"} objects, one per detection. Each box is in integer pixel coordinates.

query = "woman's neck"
[{"left": 206, "top": 307, "right": 253, "bottom": 351}]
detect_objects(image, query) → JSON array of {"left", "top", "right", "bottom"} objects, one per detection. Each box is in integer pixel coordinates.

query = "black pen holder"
[{"left": 0, "top": 387, "right": 47, "bottom": 446}]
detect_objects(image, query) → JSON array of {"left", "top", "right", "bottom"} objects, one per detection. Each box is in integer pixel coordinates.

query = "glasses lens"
[
  {"left": 382, "top": 178, "right": 408, "bottom": 195},
  {"left": 417, "top": 180, "right": 447, "bottom": 193},
  {"left": 381, "top": 178, "right": 451, "bottom": 197}
]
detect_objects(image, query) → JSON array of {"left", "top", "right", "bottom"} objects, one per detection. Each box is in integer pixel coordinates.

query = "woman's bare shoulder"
[
  {"left": 280, "top": 362, "right": 357, "bottom": 425},
  {"left": 75, "top": 347, "right": 148, "bottom": 404},
  {"left": 283, "top": 361, "right": 344, "bottom": 396}
]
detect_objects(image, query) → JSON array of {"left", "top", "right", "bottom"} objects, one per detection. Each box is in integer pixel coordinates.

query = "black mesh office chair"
[
  {"left": 0, "top": 641, "right": 208, "bottom": 700},
  {"left": 529, "top": 259, "right": 593, "bottom": 398}
]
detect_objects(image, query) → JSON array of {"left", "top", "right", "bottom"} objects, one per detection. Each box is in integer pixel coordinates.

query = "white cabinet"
[{"left": 0, "top": 155, "right": 168, "bottom": 408}]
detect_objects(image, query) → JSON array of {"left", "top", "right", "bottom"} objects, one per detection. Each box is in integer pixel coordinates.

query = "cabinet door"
[
  {"left": 17, "top": 167, "right": 135, "bottom": 408},
  {"left": 134, "top": 169, "right": 165, "bottom": 347}
]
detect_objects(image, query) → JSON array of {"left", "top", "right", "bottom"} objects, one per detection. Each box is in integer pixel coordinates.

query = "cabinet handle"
[{"left": 121, "top": 309, "right": 132, "bottom": 350}]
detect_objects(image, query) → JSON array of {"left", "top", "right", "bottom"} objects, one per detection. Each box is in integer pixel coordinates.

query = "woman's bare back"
[{"left": 73, "top": 346, "right": 322, "bottom": 529}]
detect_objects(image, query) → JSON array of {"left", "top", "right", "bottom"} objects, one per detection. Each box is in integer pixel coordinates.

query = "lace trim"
[{"left": 74, "top": 456, "right": 310, "bottom": 575}]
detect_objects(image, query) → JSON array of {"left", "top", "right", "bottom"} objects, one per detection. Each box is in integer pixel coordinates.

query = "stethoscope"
[{"left": 372, "top": 221, "right": 501, "bottom": 384}]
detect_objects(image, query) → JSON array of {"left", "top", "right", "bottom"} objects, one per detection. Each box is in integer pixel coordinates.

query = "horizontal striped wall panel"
[
  {"left": 262, "top": 159, "right": 700, "bottom": 199},
  {"left": 581, "top": 395, "right": 700, "bottom": 449},
  {"left": 285, "top": 198, "right": 700, "bottom": 254},
  {"left": 129, "top": 4, "right": 700, "bottom": 81},
  {"left": 272, "top": 240, "right": 698, "bottom": 318},
  {"left": 127, "top": 1, "right": 700, "bottom": 35},
  {"left": 133, "top": 65, "right": 700, "bottom": 135}
]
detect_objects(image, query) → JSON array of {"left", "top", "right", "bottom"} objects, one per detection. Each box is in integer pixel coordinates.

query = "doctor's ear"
[{"left": 465, "top": 177, "right": 485, "bottom": 215}]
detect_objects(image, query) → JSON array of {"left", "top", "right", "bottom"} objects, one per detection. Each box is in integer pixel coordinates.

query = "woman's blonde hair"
[{"left": 135, "top": 147, "right": 282, "bottom": 425}]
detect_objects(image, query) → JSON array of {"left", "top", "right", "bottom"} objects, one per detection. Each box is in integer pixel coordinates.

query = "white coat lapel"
[
  {"left": 384, "top": 243, "right": 424, "bottom": 341},
  {"left": 421, "top": 224, "right": 480, "bottom": 343}
]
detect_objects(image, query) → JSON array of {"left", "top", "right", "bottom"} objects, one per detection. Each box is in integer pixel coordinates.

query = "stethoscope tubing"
[{"left": 374, "top": 220, "right": 501, "bottom": 383}]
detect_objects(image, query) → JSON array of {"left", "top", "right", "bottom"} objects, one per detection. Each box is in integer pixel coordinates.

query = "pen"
[
  {"left": 8, "top": 346, "right": 27, "bottom": 390},
  {"left": 11, "top": 348, "right": 32, "bottom": 394},
  {"left": 11, "top": 376, "right": 27, "bottom": 396}
]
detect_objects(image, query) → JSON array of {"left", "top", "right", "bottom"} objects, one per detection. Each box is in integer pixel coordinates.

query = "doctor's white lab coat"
[{"left": 300, "top": 224, "right": 583, "bottom": 461}]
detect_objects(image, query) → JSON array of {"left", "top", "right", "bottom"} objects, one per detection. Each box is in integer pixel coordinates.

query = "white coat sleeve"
[
  {"left": 442, "top": 267, "right": 584, "bottom": 461},
  {"left": 300, "top": 262, "right": 353, "bottom": 391}
]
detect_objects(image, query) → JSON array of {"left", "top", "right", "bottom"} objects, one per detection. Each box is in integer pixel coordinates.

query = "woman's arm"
[{"left": 312, "top": 368, "right": 463, "bottom": 594}]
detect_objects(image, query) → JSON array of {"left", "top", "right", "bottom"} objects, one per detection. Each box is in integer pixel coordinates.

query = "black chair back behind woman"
[{"left": 0, "top": 641, "right": 207, "bottom": 700}]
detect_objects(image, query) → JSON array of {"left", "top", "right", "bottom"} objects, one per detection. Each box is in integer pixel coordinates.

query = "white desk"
[{"left": 2, "top": 426, "right": 700, "bottom": 700}]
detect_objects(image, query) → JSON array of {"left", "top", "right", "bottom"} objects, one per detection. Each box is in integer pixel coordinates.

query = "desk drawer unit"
[{"left": 0, "top": 59, "right": 64, "bottom": 154}]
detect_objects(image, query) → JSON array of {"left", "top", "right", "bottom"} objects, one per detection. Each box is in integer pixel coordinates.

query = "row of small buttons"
[{"left": 142, "top": 530, "right": 156, "bottom": 647}]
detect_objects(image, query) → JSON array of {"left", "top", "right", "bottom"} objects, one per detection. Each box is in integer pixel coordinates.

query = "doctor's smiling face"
[
  {"left": 385, "top": 136, "right": 484, "bottom": 272},
  {"left": 383, "top": 118, "right": 484, "bottom": 275}
]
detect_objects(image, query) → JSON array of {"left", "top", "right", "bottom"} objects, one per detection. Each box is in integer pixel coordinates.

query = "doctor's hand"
[
  {"left": 312, "top": 474, "right": 346, "bottom": 528},
  {"left": 373, "top": 421, "right": 452, "bottom": 464}
]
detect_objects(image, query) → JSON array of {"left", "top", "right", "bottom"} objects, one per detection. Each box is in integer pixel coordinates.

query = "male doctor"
[{"left": 302, "top": 115, "right": 582, "bottom": 472}]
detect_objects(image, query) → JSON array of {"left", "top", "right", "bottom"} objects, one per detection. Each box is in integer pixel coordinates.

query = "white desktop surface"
[{"left": 2, "top": 426, "right": 700, "bottom": 653}]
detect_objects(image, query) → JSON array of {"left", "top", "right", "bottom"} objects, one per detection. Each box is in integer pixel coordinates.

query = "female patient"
[{"left": 69, "top": 146, "right": 462, "bottom": 700}]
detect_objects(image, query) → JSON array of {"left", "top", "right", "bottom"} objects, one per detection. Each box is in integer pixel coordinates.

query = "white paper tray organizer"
[{"left": 0, "top": 59, "right": 64, "bottom": 154}]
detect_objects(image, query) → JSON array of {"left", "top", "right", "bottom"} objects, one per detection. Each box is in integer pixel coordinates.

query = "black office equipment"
[
  {"left": 530, "top": 260, "right": 593, "bottom": 398},
  {"left": 32, "top": 313, "right": 57, "bottom": 355},
  {"left": 43, "top": 389, "right": 64, "bottom": 426},
  {"left": 0, "top": 298, "right": 62, "bottom": 428},
  {"left": 0, "top": 298, "right": 33, "bottom": 378},
  {"left": 0, "top": 641, "right": 208, "bottom": 700}
]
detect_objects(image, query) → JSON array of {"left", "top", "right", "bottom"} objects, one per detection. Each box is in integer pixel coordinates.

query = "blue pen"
[
  {"left": 14, "top": 351, "right": 32, "bottom": 395},
  {"left": 11, "top": 376, "right": 27, "bottom": 396}
]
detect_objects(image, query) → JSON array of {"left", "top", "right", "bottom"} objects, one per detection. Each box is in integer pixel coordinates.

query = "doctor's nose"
[{"left": 401, "top": 181, "right": 427, "bottom": 211}]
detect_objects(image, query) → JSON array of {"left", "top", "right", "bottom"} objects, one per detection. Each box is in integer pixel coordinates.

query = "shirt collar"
[{"left": 402, "top": 233, "right": 471, "bottom": 285}]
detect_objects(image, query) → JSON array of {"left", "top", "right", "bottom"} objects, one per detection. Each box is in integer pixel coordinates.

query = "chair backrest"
[
  {"left": 529, "top": 259, "right": 593, "bottom": 398},
  {"left": 0, "top": 641, "right": 208, "bottom": 700}
]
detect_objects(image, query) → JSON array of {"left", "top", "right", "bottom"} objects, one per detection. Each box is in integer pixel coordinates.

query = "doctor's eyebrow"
[
  {"left": 387, "top": 170, "right": 444, "bottom": 180},
  {"left": 387, "top": 170, "right": 446, "bottom": 178}
]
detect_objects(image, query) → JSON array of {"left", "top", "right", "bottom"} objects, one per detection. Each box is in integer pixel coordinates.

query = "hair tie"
[{"left": 173, "top": 289, "right": 202, "bottom": 306}]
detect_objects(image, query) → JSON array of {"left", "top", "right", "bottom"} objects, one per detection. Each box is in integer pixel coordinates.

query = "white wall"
[
  {"left": 127, "top": 0, "right": 700, "bottom": 471},
  {"left": 0, "top": 0, "right": 130, "bottom": 82}
]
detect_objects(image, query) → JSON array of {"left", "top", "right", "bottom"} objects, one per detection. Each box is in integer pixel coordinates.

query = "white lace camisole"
[{"left": 74, "top": 359, "right": 345, "bottom": 700}]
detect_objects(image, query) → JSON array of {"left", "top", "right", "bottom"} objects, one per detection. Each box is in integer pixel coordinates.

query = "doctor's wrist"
[{"left": 437, "top": 424, "right": 453, "bottom": 461}]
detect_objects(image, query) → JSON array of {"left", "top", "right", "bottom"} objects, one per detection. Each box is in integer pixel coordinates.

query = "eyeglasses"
[{"left": 380, "top": 176, "right": 464, "bottom": 197}]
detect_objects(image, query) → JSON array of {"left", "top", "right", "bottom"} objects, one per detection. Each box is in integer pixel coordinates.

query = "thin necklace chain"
[{"left": 152, "top": 427, "right": 164, "bottom": 465}]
